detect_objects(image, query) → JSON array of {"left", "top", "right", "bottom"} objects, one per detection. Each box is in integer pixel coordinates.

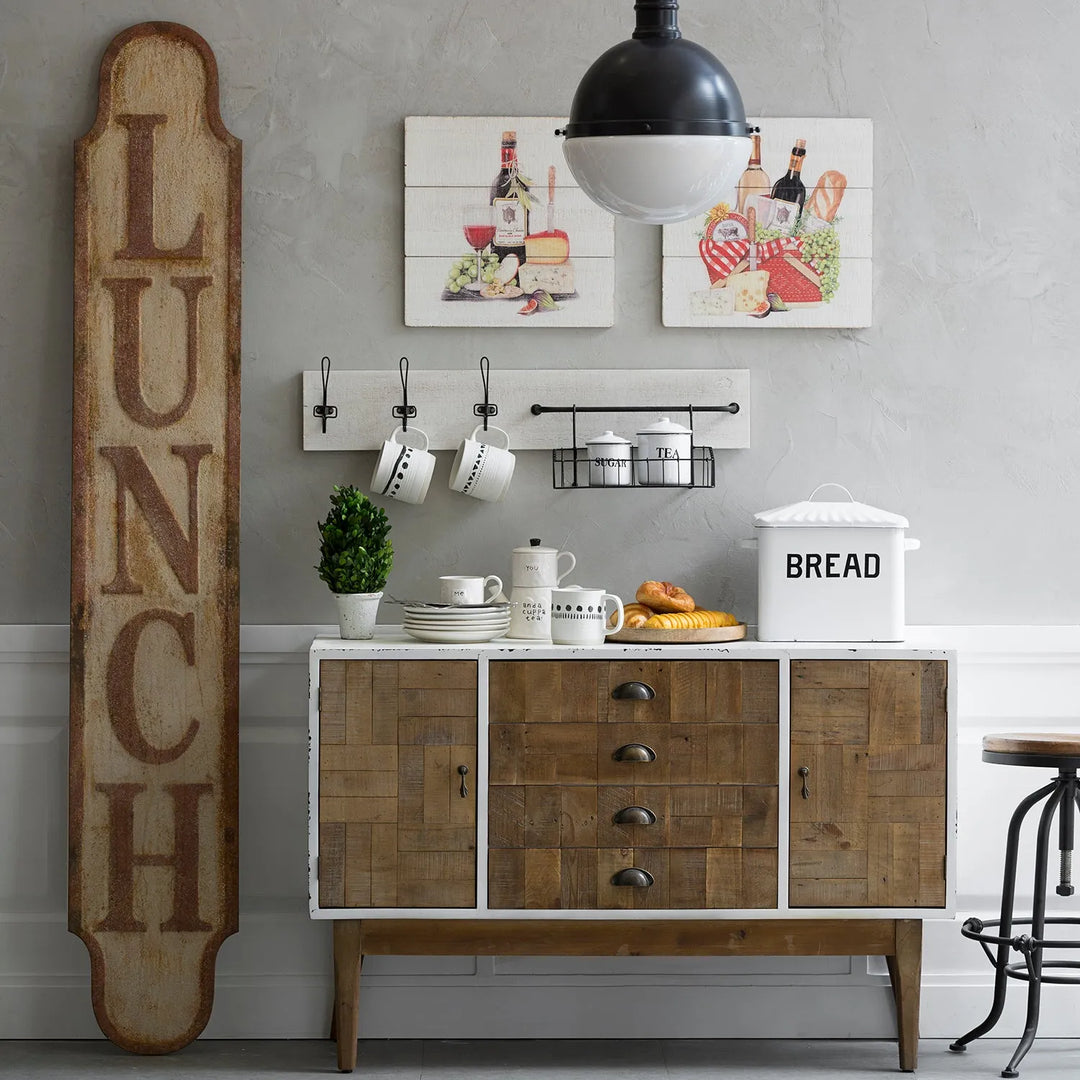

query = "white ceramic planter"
[{"left": 333, "top": 591, "right": 383, "bottom": 640}]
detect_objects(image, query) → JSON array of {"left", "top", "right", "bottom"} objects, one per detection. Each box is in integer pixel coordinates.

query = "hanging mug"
[
  {"left": 370, "top": 426, "right": 436, "bottom": 505},
  {"left": 449, "top": 425, "right": 515, "bottom": 502}
]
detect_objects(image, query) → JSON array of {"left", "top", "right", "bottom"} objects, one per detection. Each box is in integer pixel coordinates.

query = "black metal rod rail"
[{"left": 531, "top": 403, "right": 739, "bottom": 415}]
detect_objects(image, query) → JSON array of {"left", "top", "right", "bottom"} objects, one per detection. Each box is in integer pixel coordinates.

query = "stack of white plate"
[{"left": 401, "top": 603, "right": 510, "bottom": 643}]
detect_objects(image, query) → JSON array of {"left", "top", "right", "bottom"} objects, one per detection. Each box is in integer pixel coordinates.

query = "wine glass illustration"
[{"left": 462, "top": 205, "right": 496, "bottom": 292}]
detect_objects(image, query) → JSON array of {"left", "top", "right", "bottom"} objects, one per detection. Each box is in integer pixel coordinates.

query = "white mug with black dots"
[
  {"left": 550, "top": 586, "right": 624, "bottom": 645},
  {"left": 370, "top": 426, "right": 436, "bottom": 505}
]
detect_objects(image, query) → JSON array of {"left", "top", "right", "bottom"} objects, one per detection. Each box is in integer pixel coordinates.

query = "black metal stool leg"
[
  {"left": 950, "top": 779, "right": 1058, "bottom": 1052},
  {"left": 1001, "top": 781, "right": 1067, "bottom": 1078}
]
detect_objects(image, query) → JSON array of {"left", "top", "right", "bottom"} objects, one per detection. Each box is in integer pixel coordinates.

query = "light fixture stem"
[{"left": 633, "top": 0, "right": 681, "bottom": 39}]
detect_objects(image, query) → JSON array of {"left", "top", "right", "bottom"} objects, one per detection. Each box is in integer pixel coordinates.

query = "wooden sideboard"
[{"left": 309, "top": 637, "right": 956, "bottom": 1073}]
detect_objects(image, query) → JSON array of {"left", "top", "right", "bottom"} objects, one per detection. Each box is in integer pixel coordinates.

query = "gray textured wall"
[{"left": 0, "top": 0, "right": 1074, "bottom": 625}]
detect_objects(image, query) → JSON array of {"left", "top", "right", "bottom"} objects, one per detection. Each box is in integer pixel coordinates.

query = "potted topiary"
[{"left": 316, "top": 485, "right": 393, "bottom": 639}]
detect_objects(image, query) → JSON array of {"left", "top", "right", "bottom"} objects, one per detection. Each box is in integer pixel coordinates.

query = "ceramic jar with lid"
[
  {"left": 507, "top": 539, "right": 577, "bottom": 640},
  {"left": 585, "top": 430, "right": 633, "bottom": 487},
  {"left": 510, "top": 539, "right": 576, "bottom": 589},
  {"left": 635, "top": 416, "right": 692, "bottom": 486}
]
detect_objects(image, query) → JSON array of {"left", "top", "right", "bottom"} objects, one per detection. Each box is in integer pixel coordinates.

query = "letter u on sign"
[{"left": 70, "top": 22, "right": 241, "bottom": 1055}]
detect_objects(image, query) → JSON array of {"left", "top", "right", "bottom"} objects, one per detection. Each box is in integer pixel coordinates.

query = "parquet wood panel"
[
  {"left": 489, "top": 660, "right": 779, "bottom": 724},
  {"left": 318, "top": 660, "right": 477, "bottom": 908},
  {"left": 789, "top": 660, "right": 946, "bottom": 908},
  {"left": 489, "top": 845, "right": 778, "bottom": 909}
]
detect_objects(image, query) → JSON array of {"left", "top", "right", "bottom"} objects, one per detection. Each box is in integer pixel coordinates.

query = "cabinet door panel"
[
  {"left": 789, "top": 660, "right": 946, "bottom": 908},
  {"left": 318, "top": 660, "right": 477, "bottom": 908}
]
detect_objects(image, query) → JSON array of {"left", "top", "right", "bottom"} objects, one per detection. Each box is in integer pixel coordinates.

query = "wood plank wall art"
[
  {"left": 70, "top": 22, "right": 241, "bottom": 1053},
  {"left": 662, "top": 118, "right": 872, "bottom": 328},
  {"left": 405, "top": 117, "right": 615, "bottom": 327}
]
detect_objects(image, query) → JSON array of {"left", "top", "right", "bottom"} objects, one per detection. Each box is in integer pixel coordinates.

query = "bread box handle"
[
  {"left": 905, "top": 538, "right": 921, "bottom": 552},
  {"left": 738, "top": 538, "right": 758, "bottom": 550},
  {"left": 808, "top": 482, "right": 855, "bottom": 502}
]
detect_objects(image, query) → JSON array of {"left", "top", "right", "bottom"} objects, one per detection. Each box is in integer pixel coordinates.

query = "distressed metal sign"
[{"left": 70, "top": 23, "right": 240, "bottom": 1053}]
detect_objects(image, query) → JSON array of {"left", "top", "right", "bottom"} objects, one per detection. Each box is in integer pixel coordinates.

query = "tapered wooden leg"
[
  {"left": 886, "top": 919, "right": 923, "bottom": 1072},
  {"left": 333, "top": 920, "right": 363, "bottom": 1073}
]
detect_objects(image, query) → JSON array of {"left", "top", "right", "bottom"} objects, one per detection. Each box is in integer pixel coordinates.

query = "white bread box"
[{"left": 743, "top": 484, "right": 920, "bottom": 642}]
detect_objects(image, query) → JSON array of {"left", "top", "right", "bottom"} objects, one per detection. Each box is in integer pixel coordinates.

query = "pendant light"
[{"left": 559, "top": 0, "right": 752, "bottom": 225}]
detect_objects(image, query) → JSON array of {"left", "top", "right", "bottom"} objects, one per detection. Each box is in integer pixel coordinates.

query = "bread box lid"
[{"left": 753, "top": 484, "right": 909, "bottom": 529}]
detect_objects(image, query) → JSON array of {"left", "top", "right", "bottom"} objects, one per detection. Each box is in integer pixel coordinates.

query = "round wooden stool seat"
[{"left": 983, "top": 733, "right": 1080, "bottom": 769}]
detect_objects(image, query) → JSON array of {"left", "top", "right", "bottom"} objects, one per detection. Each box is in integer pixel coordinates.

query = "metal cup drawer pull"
[
  {"left": 611, "top": 681, "right": 655, "bottom": 701},
  {"left": 610, "top": 867, "right": 654, "bottom": 888},
  {"left": 612, "top": 806, "right": 656, "bottom": 826},
  {"left": 612, "top": 742, "right": 656, "bottom": 763}
]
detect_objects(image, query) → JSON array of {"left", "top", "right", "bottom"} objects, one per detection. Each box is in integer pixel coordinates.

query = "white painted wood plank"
[
  {"left": 662, "top": 257, "right": 872, "bottom": 328},
  {"left": 302, "top": 368, "right": 750, "bottom": 450},
  {"left": 405, "top": 117, "right": 872, "bottom": 189},
  {"left": 406, "top": 187, "right": 613, "bottom": 258},
  {"left": 405, "top": 117, "right": 573, "bottom": 188},
  {"left": 662, "top": 188, "right": 873, "bottom": 259},
  {"left": 405, "top": 257, "right": 614, "bottom": 328}
]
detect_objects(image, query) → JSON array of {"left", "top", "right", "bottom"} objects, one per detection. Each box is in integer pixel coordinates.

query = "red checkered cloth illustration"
[{"left": 698, "top": 221, "right": 805, "bottom": 284}]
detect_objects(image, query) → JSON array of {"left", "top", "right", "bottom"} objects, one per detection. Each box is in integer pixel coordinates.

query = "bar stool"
[{"left": 949, "top": 733, "right": 1080, "bottom": 1077}]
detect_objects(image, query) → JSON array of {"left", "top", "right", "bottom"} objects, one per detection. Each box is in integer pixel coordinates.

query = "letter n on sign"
[{"left": 70, "top": 23, "right": 240, "bottom": 1053}]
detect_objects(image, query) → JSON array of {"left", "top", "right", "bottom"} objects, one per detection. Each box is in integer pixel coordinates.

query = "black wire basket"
[{"left": 552, "top": 444, "right": 715, "bottom": 489}]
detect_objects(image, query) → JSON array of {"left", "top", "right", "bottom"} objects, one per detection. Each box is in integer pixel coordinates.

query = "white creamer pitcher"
[{"left": 511, "top": 538, "right": 576, "bottom": 589}]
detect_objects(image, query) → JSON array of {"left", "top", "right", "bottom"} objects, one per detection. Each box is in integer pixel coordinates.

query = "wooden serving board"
[{"left": 606, "top": 623, "right": 748, "bottom": 644}]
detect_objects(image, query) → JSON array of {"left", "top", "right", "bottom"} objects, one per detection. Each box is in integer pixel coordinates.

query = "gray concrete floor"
[{"left": 1, "top": 1040, "right": 1079, "bottom": 1078}]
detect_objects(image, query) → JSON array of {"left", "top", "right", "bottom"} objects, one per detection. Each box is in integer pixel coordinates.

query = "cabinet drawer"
[
  {"left": 490, "top": 723, "right": 777, "bottom": 786},
  {"left": 488, "top": 846, "right": 778, "bottom": 910},
  {"left": 489, "top": 660, "right": 779, "bottom": 725},
  {"left": 489, "top": 784, "right": 778, "bottom": 849}
]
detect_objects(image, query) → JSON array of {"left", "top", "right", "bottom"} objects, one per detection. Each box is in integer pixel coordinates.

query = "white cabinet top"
[{"left": 310, "top": 627, "right": 956, "bottom": 659}]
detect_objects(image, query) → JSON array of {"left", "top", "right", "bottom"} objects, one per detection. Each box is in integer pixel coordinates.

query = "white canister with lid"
[
  {"left": 742, "top": 483, "right": 921, "bottom": 642},
  {"left": 585, "top": 430, "right": 633, "bottom": 487},
  {"left": 635, "top": 416, "right": 693, "bottom": 486},
  {"left": 511, "top": 538, "right": 576, "bottom": 589}
]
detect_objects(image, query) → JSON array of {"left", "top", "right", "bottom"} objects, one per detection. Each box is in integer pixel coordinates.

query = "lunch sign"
[{"left": 70, "top": 23, "right": 240, "bottom": 1053}]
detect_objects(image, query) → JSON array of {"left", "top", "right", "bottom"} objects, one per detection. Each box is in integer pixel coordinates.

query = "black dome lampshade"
[{"left": 560, "top": 0, "right": 752, "bottom": 224}]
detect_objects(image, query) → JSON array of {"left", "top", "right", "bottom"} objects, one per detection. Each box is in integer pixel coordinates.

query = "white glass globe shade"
[{"left": 563, "top": 134, "right": 752, "bottom": 224}]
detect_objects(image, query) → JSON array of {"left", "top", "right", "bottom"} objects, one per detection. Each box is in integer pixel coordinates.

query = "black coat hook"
[
  {"left": 473, "top": 355, "right": 499, "bottom": 431},
  {"left": 392, "top": 356, "right": 417, "bottom": 429},
  {"left": 312, "top": 356, "right": 337, "bottom": 433}
]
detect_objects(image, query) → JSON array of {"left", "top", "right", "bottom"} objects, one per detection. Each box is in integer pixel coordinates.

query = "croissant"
[
  {"left": 614, "top": 602, "right": 655, "bottom": 629},
  {"left": 636, "top": 580, "right": 695, "bottom": 613},
  {"left": 644, "top": 610, "right": 739, "bottom": 630}
]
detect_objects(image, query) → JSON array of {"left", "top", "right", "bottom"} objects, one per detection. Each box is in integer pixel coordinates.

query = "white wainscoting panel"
[{"left": 4, "top": 624, "right": 1080, "bottom": 1039}]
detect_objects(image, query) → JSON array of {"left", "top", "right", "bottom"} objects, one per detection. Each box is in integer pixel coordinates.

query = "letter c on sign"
[{"left": 106, "top": 609, "right": 199, "bottom": 764}]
